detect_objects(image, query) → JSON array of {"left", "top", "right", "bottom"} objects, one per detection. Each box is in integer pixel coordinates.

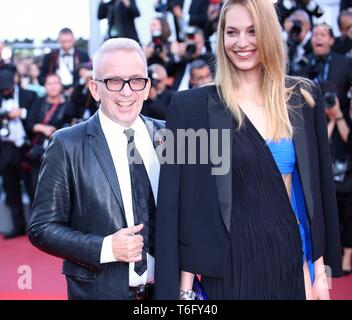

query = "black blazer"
[
  {"left": 155, "top": 82, "right": 342, "bottom": 299},
  {"left": 39, "top": 48, "right": 90, "bottom": 86},
  {"left": 27, "top": 112, "right": 164, "bottom": 300},
  {"left": 142, "top": 88, "right": 175, "bottom": 120}
]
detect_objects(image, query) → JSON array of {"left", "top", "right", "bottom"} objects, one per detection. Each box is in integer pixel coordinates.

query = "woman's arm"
[
  {"left": 312, "top": 256, "right": 330, "bottom": 300},
  {"left": 179, "top": 271, "right": 196, "bottom": 300}
]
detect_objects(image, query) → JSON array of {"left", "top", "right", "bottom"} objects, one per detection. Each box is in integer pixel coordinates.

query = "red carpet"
[
  {"left": 0, "top": 235, "right": 66, "bottom": 300},
  {"left": 0, "top": 236, "right": 351, "bottom": 300},
  {"left": 330, "top": 274, "right": 352, "bottom": 300}
]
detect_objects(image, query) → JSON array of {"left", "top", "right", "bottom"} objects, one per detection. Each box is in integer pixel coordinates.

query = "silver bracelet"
[{"left": 179, "top": 289, "right": 196, "bottom": 300}]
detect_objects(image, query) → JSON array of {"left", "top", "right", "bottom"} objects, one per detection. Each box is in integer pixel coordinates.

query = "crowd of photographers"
[{"left": 0, "top": 0, "right": 352, "bottom": 276}]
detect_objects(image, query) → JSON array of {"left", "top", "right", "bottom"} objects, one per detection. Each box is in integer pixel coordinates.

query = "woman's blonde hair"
[{"left": 215, "top": 0, "right": 312, "bottom": 140}]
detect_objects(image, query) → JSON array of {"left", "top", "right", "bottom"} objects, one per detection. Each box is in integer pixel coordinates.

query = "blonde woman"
[{"left": 155, "top": 0, "right": 342, "bottom": 300}]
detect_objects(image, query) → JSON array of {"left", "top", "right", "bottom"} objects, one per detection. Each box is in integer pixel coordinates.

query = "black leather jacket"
[{"left": 27, "top": 112, "right": 164, "bottom": 299}]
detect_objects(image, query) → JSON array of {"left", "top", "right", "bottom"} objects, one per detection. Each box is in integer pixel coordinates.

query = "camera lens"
[
  {"left": 323, "top": 92, "right": 337, "bottom": 109},
  {"left": 290, "top": 20, "right": 302, "bottom": 37},
  {"left": 186, "top": 43, "right": 197, "bottom": 55},
  {"left": 147, "top": 68, "right": 159, "bottom": 87},
  {"left": 152, "top": 31, "right": 163, "bottom": 55}
]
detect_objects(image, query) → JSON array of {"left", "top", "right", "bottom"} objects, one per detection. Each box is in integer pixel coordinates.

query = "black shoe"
[
  {"left": 2, "top": 229, "right": 26, "bottom": 239},
  {"left": 343, "top": 269, "right": 352, "bottom": 276}
]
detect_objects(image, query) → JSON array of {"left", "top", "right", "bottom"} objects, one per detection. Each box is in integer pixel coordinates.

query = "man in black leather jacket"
[{"left": 27, "top": 38, "right": 164, "bottom": 300}]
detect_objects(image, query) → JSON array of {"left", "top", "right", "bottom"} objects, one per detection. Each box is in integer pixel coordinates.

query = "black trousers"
[
  {"left": 337, "top": 193, "right": 352, "bottom": 248},
  {"left": 0, "top": 142, "right": 30, "bottom": 232},
  {"left": 129, "top": 284, "right": 154, "bottom": 300}
]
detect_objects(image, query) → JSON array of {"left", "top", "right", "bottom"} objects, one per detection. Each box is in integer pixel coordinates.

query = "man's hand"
[
  {"left": 172, "top": 5, "right": 183, "bottom": 18},
  {"left": 325, "top": 97, "right": 342, "bottom": 122},
  {"left": 284, "top": 18, "right": 294, "bottom": 33},
  {"left": 122, "top": 0, "right": 130, "bottom": 7},
  {"left": 112, "top": 224, "right": 144, "bottom": 262},
  {"left": 8, "top": 108, "right": 22, "bottom": 120},
  {"left": 34, "top": 124, "right": 57, "bottom": 137}
]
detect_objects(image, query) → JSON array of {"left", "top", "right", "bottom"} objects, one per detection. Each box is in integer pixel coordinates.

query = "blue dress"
[
  {"left": 201, "top": 118, "right": 307, "bottom": 299},
  {"left": 267, "top": 139, "right": 315, "bottom": 284}
]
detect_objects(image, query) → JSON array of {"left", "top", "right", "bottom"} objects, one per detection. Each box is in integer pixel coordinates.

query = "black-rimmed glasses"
[{"left": 95, "top": 77, "right": 149, "bottom": 92}]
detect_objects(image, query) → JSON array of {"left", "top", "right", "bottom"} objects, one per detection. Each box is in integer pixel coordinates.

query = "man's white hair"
[{"left": 92, "top": 38, "right": 147, "bottom": 79}]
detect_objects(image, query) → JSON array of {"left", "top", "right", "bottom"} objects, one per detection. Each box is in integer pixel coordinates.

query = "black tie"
[{"left": 124, "top": 128, "right": 156, "bottom": 276}]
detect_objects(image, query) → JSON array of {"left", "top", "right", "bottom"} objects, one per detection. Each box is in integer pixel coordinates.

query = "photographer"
[
  {"left": 70, "top": 62, "right": 98, "bottom": 124},
  {"left": 305, "top": 24, "right": 352, "bottom": 114},
  {"left": 26, "top": 74, "right": 74, "bottom": 197},
  {"left": 39, "top": 28, "right": 90, "bottom": 95},
  {"left": 276, "top": 0, "right": 324, "bottom": 26},
  {"left": 189, "top": 59, "right": 213, "bottom": 88},
  {"left": 207, "top": 0, "right": 223, "bottom": 38},
  {"left": 0, "top": 69, "right": 37, "bottom": 239},
  {"left": 333, "top": 9, "right": 352, "bottom": 58},
  {"left": 141, "top": 63, "right": 175, "bottom": 120},
  {"left": 144, "top": 17, "right": 176, "bottom": 67},
  {"left": 323, "top": 82, "right": 352, "bottom": 276},
  {"left": 284, "top": 9, "right": 312, "bottom": 75},
  {"left": 167, "top": 26, "right": 215, "bottom": 91},
  {"left": 188, "top": 0, "right": 215, "bottom": 53},
  {"left": 97, "top": 0, "right": 140, "bottom": 42}
]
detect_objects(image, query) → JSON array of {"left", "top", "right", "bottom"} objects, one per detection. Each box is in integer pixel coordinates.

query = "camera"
[
  {"left": 323, "top": 91, "right": 337, "bottom": 109},
  {"left": 290, "top": 20, "right": 302, "bottom": 37},
  {"left": 185, "top": 27, "right": 197, "bottom": 56},
  {"left": 152, "top": 30, "right": 163, "bottom": 56},
  {"left": 320, "top": 81, "right": 338, "bottom": 109},
  {"left": 0, "top": 110, "right": 10, "bottom": 138},
  {"left": 148, "top": 67, "right": 160, "bottom": 88}
]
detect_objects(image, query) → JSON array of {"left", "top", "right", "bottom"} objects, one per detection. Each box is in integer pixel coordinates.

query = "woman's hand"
[{"left": 312, "top": 257, "right": 331, "bottom": 300}]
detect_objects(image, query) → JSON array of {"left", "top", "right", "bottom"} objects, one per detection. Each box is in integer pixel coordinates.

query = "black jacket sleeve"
[
  {"left": 97, "top": 1, "right": 112, "bottom": 19},
  {"left": 124, "top": 0, "right": 140, "bottom": 17},
  {"left": 27, "top": 132, "right": 104, "bottom": 271},
  {"left": 312, "top": 84, "right": 342, "bottom": 277},
  {"left": 155, "top": 93, "right": 186, "bottom": 299}
]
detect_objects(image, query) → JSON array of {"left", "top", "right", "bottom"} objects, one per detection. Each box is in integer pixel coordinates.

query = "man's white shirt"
[
  {"left": 98, "top": 108, "right": 160, "bottom": 286},
  {"left": 1, "top": 86, "right": 27, "bottom": 147},
  {"left": 57, "top": 48, "right": 74, "bottom": 87}
]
